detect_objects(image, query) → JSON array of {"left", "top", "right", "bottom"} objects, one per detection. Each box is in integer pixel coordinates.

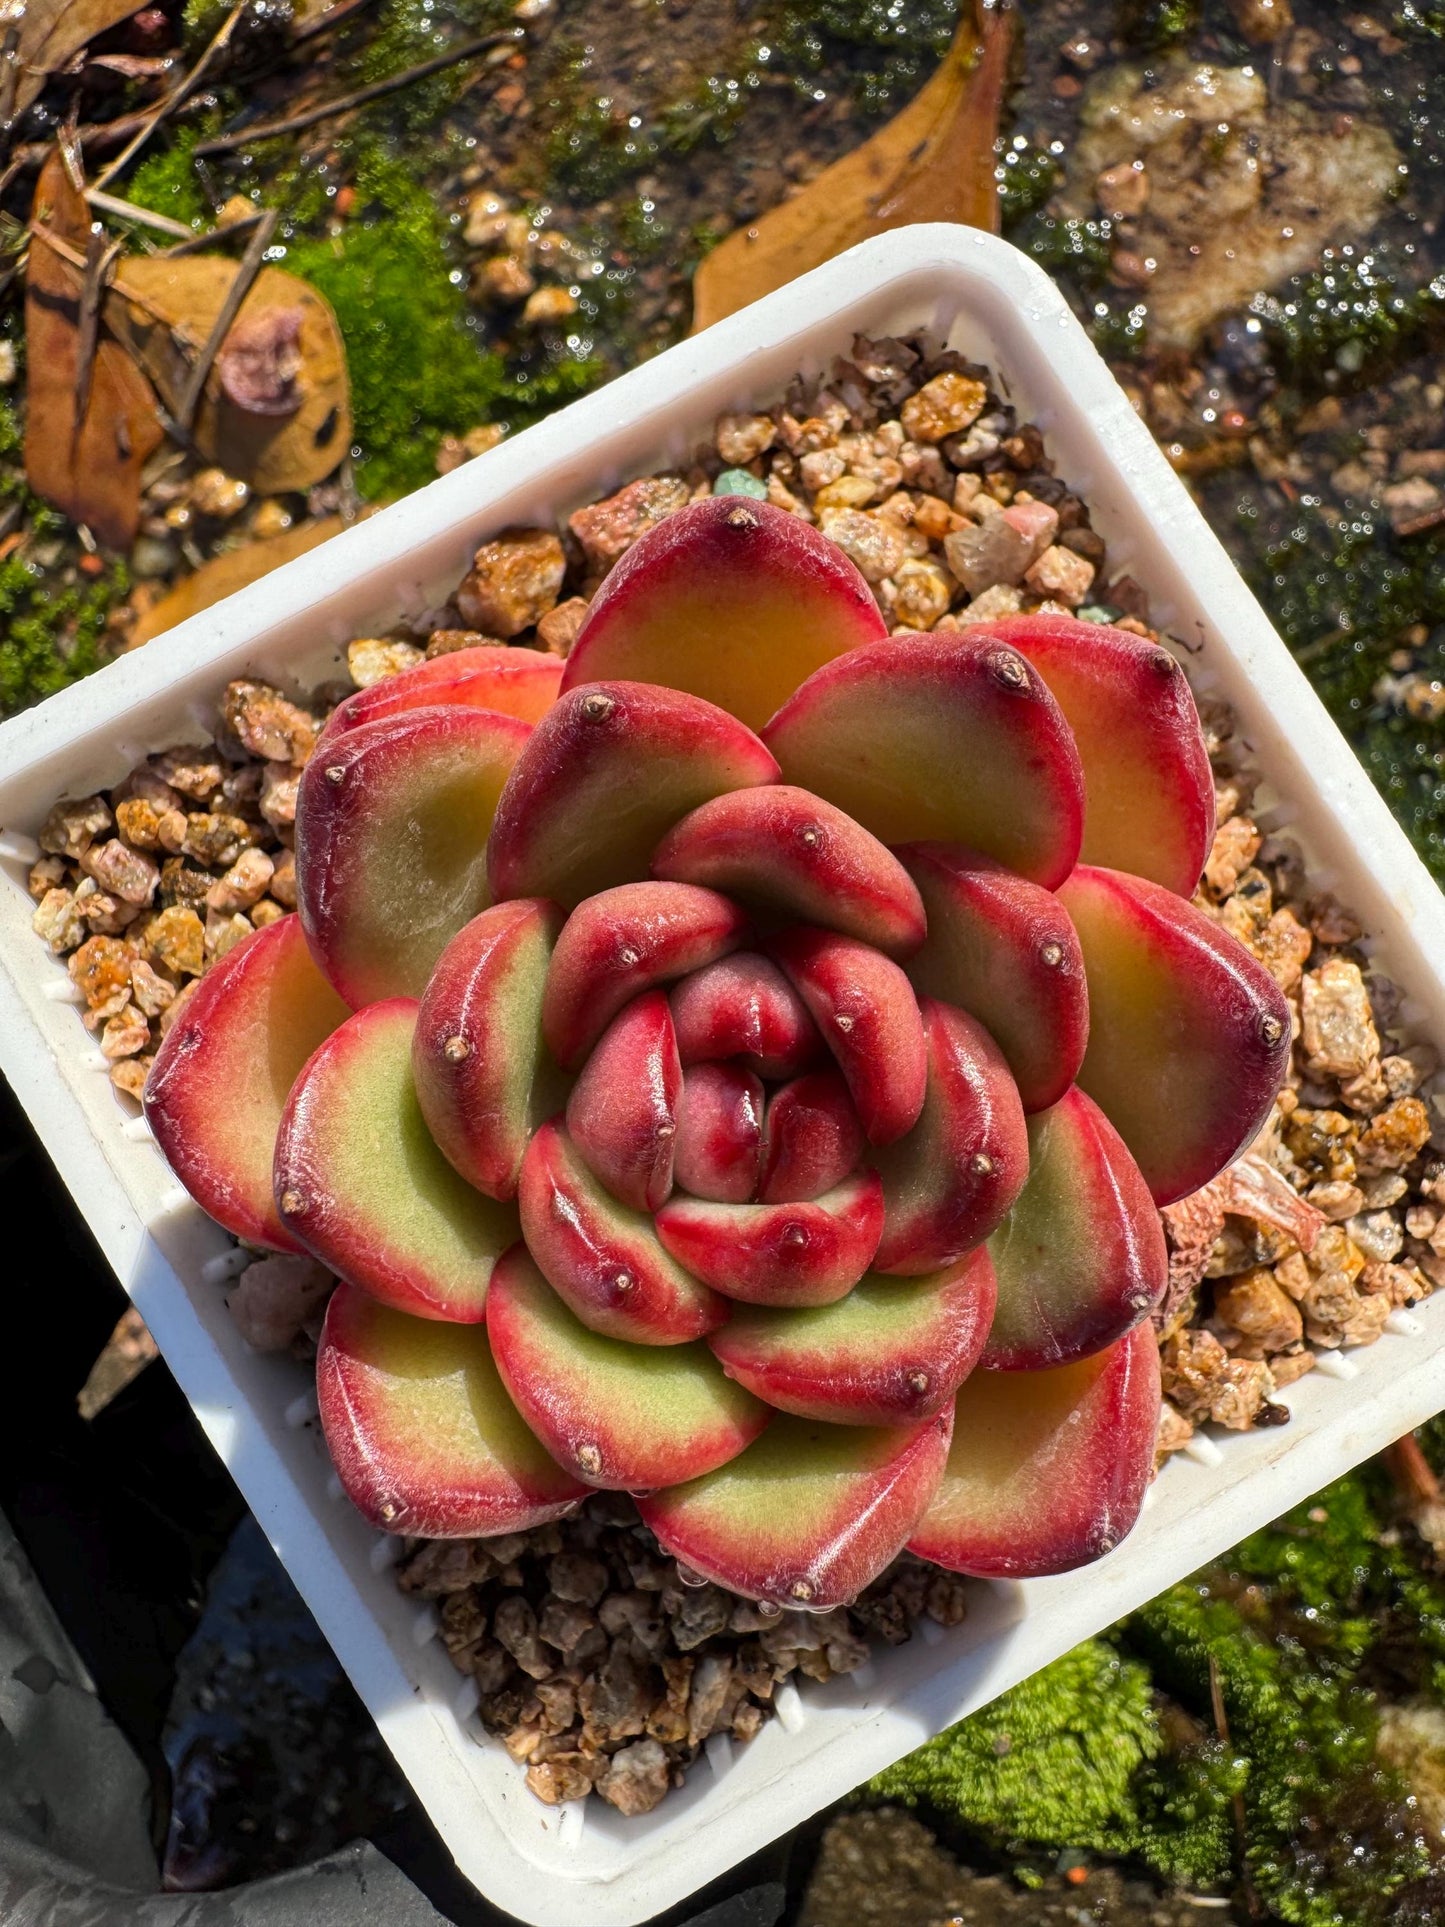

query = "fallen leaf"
[
  {"left": 5, "top": 0, "right": 151, "bottom": 121},
  {"left": 691, "top": 0, "right": 1014, "bottom": 333},
  {"left": 110, "top": 255, "right": 351, "bottom": 493},
  {"left": 24, "top": 152, "right": 162, "bottom": 551},
  {"left": 127, "top": 516, "right": 345, "bottom": 646}
]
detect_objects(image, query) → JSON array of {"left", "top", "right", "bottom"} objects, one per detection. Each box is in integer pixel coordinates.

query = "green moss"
[
  {"left": 1251, "top": 250, "right": 1445, "bottom": 387},
  {"left": 128, "top": 130, "right": 213, "bottom": 231},
  {"left": 280, "top": 152, "right": 505, "bottom": 497},
  {"left": 996, "top": 143, "right": 1058, "bottom": 228},
  {"left": 767, "top": 0, "right": 956, "bottom": 117},
  {"left": 0, "top": 543, "right": 129, "bottom": 718},
  {"left": 868, "top": 1641, "right": 1162, "bottom": 1854},
  {"left": 1117, "top": 0, "right": 1200, "bottom": 49}
]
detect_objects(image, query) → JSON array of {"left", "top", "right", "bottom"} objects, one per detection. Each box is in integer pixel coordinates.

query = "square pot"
[{"left": 2, "top": 226, "right": 1444, "bottom": 1926}]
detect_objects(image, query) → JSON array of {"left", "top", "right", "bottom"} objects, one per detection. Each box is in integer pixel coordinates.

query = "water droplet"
[
  {"left": 1040, "top": 940, "right": 1063, "bottom": 967},
  {"left": 612, "top": 1269, "right": 635, "bottom": 1294},
  {"left": 676, "top": 1562, "right": 710, "bottom": 1588},
  {"left": 782, "top": 1222, "right": 808, "bottom": 1248},
  {"left": 969, "top": 1152, "right": 994, "bottom": 1177}
]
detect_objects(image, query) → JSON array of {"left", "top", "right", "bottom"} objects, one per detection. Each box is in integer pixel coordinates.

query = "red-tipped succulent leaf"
[{"left": 320, "top": 645, "right": 563, "bottom": 744}]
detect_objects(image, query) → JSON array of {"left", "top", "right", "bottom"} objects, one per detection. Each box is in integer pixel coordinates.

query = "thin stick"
[
  {"left": 85, "top": 188, "right": 197, "bottom": 239},
  {"left": 1208, "top": 1656, "right": 1264, "bottom": 1922},
  {"left": 73, "top": 229, "right": 123, "bottom": 435},
  {"left": 159, "top": 209, "right": 267, "bottom": 257},
  {"left": 30, "top": 219, "right": 180, "bottom": 329},
  {"left": 193, "top": 27, "right": 518, "bottom": 156},
  {"left": 93, "top": 0, "right": 247, "bottom": 191},
  {"left": 0, "top": 21, "right": 22, "bottom": 137},
  {"left": 175, "top": 205, "right": 277, "bottom": 430},
  {"left": 290, "top": 0, "right": 383, "bottom": 46}
]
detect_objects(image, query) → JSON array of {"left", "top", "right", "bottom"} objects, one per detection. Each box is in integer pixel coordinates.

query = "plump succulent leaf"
[
  {"left": 565, "top": 989, "right": 681, "bottom": 1214},
  {"left": 987, "top": 614, "right": 1214, "bottom": 897},
  {"left": 517, "top": 1118, "right": 727, "bottom": 1343},
  {"left": 486, "top": 1244, "right": 767, "bottom": 1487},
  {"left": 673, "top": 1060, "right": 765, "bottom": 1203},
  {"left": 487, "top": 681, "right": 778, "bottom": 908},
  {"left": 1058, "top": 865, "right": 1292, "bottom": 1205},
  {"left": 762, "top": 633, "right": 1084, "bottom": 889},
  {"left": 637, "top": 1407, "right": 953, "bottom": 1609},
  {"left": 900, "top": 842, "right": 1088, "bottom": 1114},
  {"left": 412, "top": 898, "right": 566, "bottom": 1203},
  {"left": 274, "top": 998, "right": 519, "bottom": 1321},
  {"left": 669, "top": 950, "right": 821, "bottom": 1079},
  {"left": 769, "top": 925, "right": 927, "bottom": 1147},
  {"left": 983, "top": 1086, "right": 1166, "bottom": 1370},
  {"left": 542, "top": 881, "right": 750, "bottom": 1069},
  {"left": 709, "top": 1248, "right": 996, "bottom": 1425},
  {"left": 562, "top": 495, "right": 888, "bottom": 731},
  {"left": 757, "top": 1070, "right": 864, "bottom": 1204},
  {"left": 144, "top": 915, "right": 349, "bottom": 1252},
  {"left": 317, "top": 1283, "right": 586, "bottom": 1536},
  {"left": 296, "top": 706, "right": 530, "bottom": 1006},
  {"left": 871, "top": 997, "right": 1028, "bottom": 1275},
  {"left": 908, "top": 1322, "right": 1161, "bottom": 1578},
  {"left": 655, "top": 1171, "right": 885, "bottom": 1306},
  {"left": 653, "top": 783, "right": 926, "bottom": 957},
  {"left": 319, "top": 645, "right": 562, "bottom": 744}
]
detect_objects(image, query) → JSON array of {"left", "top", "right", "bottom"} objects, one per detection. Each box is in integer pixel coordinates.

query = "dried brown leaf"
[
  {"left": 24, "top": 152, "right": 162, "bottom": 550},
  {"left": 690, "top": 0, "right": 1014, "bottom": 333},
  {"left": 7, "top": 0, "right": 150, "bottom": 121},
  {"left": 128, "top": 516, "right": 345, "bottom": 647},
  {"left": 112, "top": 254, "right": 350, "bottom": 493}
]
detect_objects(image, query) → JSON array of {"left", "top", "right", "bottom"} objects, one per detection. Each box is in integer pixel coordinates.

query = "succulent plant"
[{"left": 145, "top": 496, "right": 1291, "bottom": 1611}]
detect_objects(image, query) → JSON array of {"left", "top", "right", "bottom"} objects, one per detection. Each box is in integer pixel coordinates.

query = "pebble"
[
  {"left": 456, "top": 528, "right": 566, "bottom": 637},
  {"left": 713, "top": 468, "right": 768, "bottom": 500},
  {"left": 190, "top": 468, "right": 251, "bottom": 520},
  {"left": 521, "top": 286, "right": 577, "bottom": 326},
  {"left": 901, "top": 373, "right": 987, "bottom": 445},
  {"left": 346, "top": 638, "right": 425, "bottom": 687}
]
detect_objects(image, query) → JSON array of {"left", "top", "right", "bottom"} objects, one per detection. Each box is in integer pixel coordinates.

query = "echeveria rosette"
[{"left": 144, "top": 496, "right": 1291, "bottom": 1611}]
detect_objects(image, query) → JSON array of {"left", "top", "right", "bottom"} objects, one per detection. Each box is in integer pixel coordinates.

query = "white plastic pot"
[{"left": 2, "top": 226, "right": 1443, "bottom": 1925}]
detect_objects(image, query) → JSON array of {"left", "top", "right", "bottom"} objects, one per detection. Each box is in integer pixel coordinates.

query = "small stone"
[
  {"left": 1213, "top": 1267, "right": 1304, "bottom": 1351},
  {"left": 131, "top": 536, "right": 177, "bottom": 580},
  {"left": 69, "top": 935, "right": 133, "bottom": 1009},
  {"left": 250, "top": 898, "right": 286, "bottom": 928},
  {"left": 74, "top": 880, "right": 137, "bottom": 936},
  {"left": 1301, "top": 958, "right": 1380, "bottom": 1079},
  {"left": 151, "top": 749, "right": 223, "bottom": 802},
  {"left": 436, "top": 425, "right": 506, "bottom": 474},
  {"left": 713, "top": 467, "right": 769, "bottom": 501},
  {"left": 887, "top": 556, "right": 953, "bottom": 629},
  {"left": 522, "top": 285, "right": 578, "bottom": 326},
  {"left": 818, "top": 507, "right": 905, "bottom": 584},
  {"left": 478, "top": 255, "right": 535, "bottom": 303},
  {"left": 109, "top": 1057, "right": 153, "bottom": 1102},
  {"left": 569, "top": 478, "right": 691, "bottom": 572},
  {"left": 129, "top": 957, "right": 176, "bottom": 1017},
  {"left": 0, "top": 340, "right": 15, "bottom": 386},
  {"left": 26, "top": 855, "right": 67, "bottom": 900},
  {"left": 1023, "top": 543, "right": 1096, "bottom": 607},
  {"left": 716, "top": 413, "right": 775, "bottom": 465},
  {"left": 346, "top": 638, "right": 426, "bottom": 688},
  {"left": 33, "top": 887, "right": 86, "bottom": 953},
  {"left": 221, "top": 679, "right": 319, "bottom": 762},
  {"left": 942, "top": 513, "right": 1039, "bottom": 596},
  {"left": 181, "top": 812, "right": 251, "bottom": 869},
  {"left": 1226, "top": 0, "right": 1293, "bottom": 40},
  {"left": 1306, "top": 1180, "right": 1365, "bottom": 1223},
  {"left": 114, "top": 797, "right": 163, "bottom": 851},
  {"left": 205, "top": 910, "right": 254, "bottom": 961},
  {"left": 81, "top": 838, "right": 159, "bottom": 906},
  {"left": 951, "top": 583, "right": 1025, "bottom": 625},
  {"left": 464, "top": 189, "right": 511, "bottom": 248},
  {"left": 595, "top": 1738, "right": 671, "bottom": 1816},
  {"left": 1205, "top": 816, "right": 1263, "bottom": 900},
  {"left": 39, "top": 794, "right": 112, "bottom": 860},
  {"left": 207, "top": 847, "right": 275, "bottom": 913},
  {"left": 144, "top": 904, "right": 205, "bottom": 976},
  {"left": 815, "top": 473, "right": 881, "bottom": 512},
  {"left": 228, "top": 1254, "right": 334, "bottom": 1351},
  {"left": 800, "top": 449, "right": 847, "bottom": 493},
  {"left": 190, "top": 468, "right": 250, "bottom": 520},
  {"left": 1096, "top": 160, "right": 1150, "bottom": 219},
  {"left": 100, "top": 1004, "right": 151, "bottom": 1061},
  {"left": 259, "top": 763, "right": 303, "bottom": 829},
  {"left": 457, "top": 527, "right": 567, "bottom": 637},
  {"left": 425, "top": 628, "right": 502, "bottom": 657},
  {"left": 1251, "top": 907, "right": 1313, "bottom": 992},
  {"left": 250, "top": 499, "right": 293, "bottom": 539},
  {"left": 901, "top": 373, "right": 988, "bottom": 445},
  {"left": 536, "top": 596, "right": 590, "bottom": 657},
  {"left": 1355, "top": 1096, "right": 1431, "bottom": 1175}
]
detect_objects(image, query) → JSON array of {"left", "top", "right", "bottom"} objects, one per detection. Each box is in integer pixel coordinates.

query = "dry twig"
[
  {"left": 73, "top": 227, "right": 124, "bottom": 434},
  {"left": 192, "top": 27, "right": 519, "bottom": 156},
  {"left": 175, "top": 205, "right": 277, "bottom": 430},
  {"left": 85, "top": 187, "right": 197, "bottom": 239},
  {"left": 92, "top": 0, "right": 248, "bottom": 190}
]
